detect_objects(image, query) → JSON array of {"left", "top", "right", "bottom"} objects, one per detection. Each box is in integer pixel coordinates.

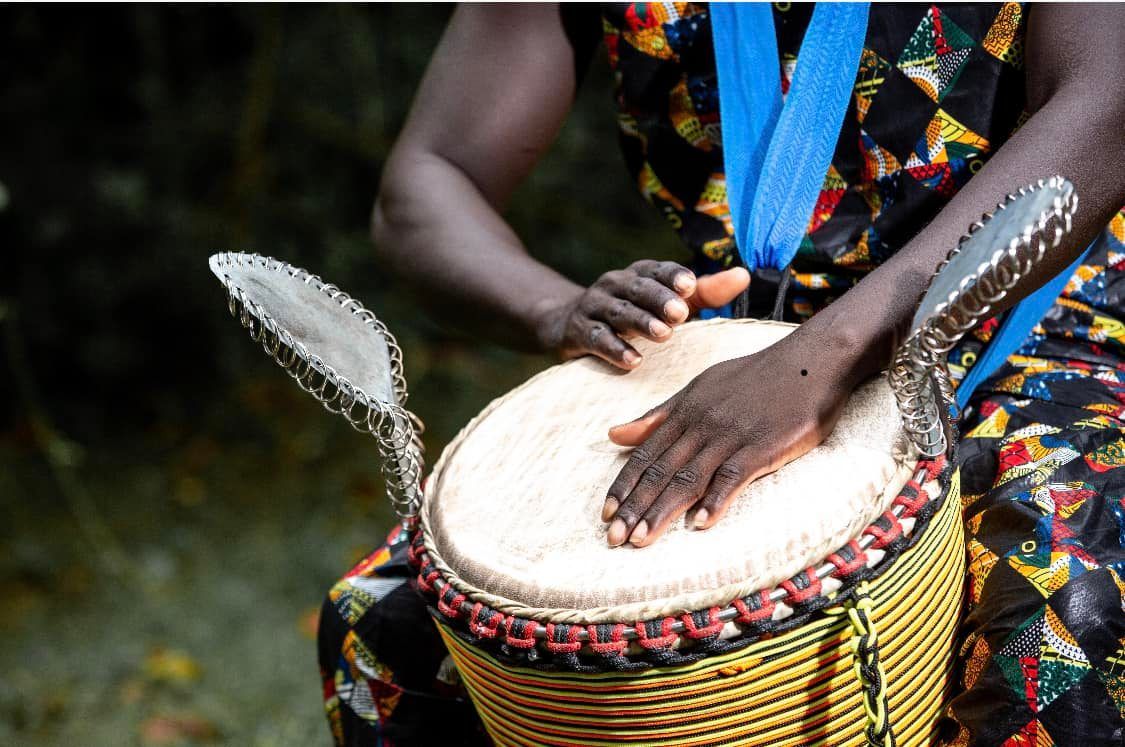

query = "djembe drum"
[{"left": 211, "top": 177, "right": 1077, "bottom": 746}]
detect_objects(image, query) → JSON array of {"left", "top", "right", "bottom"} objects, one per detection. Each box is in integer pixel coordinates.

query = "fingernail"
[
  {"left": 693, "top": 508, "right": 709, "bottom": 529},
  {"left": 649, "top": 320, "right": 671, "bottom": 338},
  {"left": 629, "top": 520, "right": 648, "bottom": 546},
  {"left": 608, "top": 518, "right": 628, "bottom": 546},
  {"left": 665, "top": 299, "right": 689, "bottom": 322},
  {"left": 674, "top": 273, "right": 695, "bottom": 293},
  {"left": 601, "top": 497, "right": 619, "bottom": 522},
  {"left": 622, "top": 351, "right": 642, "bottom": 366}
]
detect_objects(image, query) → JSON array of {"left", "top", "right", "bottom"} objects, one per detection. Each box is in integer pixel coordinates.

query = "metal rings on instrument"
[
  {"left": 211, "top": 252, "right": 425, "bottom": 521},
  {"left": 889, "top": 176, "right": 1078, "bottom": 457}
]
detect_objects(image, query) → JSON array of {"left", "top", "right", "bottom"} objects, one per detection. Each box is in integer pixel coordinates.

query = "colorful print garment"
[
  {"left": 318, "top": 524, "right": 489, "bottom": 746},
  {"left": 601, "top": 2, "right": 1027, "bottom": 317},
  {"left": 947, "top": 217, "right": 1125, "bottom": 745}
]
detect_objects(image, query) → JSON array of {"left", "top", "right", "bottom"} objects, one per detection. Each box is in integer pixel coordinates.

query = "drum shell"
[{"left": 421, "top": 468, "right": 966, "bottom": 747}]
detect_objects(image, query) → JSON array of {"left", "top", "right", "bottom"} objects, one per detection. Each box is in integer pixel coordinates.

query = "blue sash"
[
  {"left": 712, "top": 2, "right": 1080, "bottom": 402},
  {"left": 711, "top": 2, "right": 870, "bottom": 274}
]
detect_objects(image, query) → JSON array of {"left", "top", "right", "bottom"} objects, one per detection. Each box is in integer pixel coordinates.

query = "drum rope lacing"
[
  {"left": 411, "top": 456, "right": 950, "bottom": 672},
  {"left": 826, "top": 581, "right": 894, "bottom": 747},
  {"left": 890, "top": 176, "right": 1077, "bottom": 457},
  {"left": 211, "top": 252, "right": 425, "bottom": 521}
]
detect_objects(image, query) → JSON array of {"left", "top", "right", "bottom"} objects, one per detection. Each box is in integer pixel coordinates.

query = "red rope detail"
[
  {"left": 585, "top": 624, "right": 628, "bottom": 655},
  {"left": 923, "top": 456, "right": 945, "bottom": 481},
  {"left": 468, "top": 603, "right": 503, "bottom": 639},
  {"left": 732, "top": 590, "right": 775, "bottom": 624},
  {"left": 827, "top": 540, "right": 868, "bottom": 578},
  {"left": 437, "top": 590, "right": 466, "bottom": 620},
  {"left": 504, "top": 617, "right": 538, "bottom": 649},
  {"left": 417, "top": 570, "right": 441, "bottom": 594},
  {"left": 634, "top": 618, "right": 677, "bottom": 650},
  {"left": 780, "top": 568, "right": 822, "bottom": 605},
  {"left": 864, "top": 511, "right": 904, "bottom": 549},
  {"left": 544, "top": 624, "right": 582, "bottom": 654},
  {"left": 680, "top": 607, "right": 725, "bottom": 639},
  {"left": 892, "top": 480, "right": 929, "bottom": 517}
]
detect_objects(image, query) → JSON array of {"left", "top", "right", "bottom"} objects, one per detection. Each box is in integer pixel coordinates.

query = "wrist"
[
  {"left": 527, "top": 287, "right": 582, "bottom": 354},
  {"left": 789, "top": 303, "right": 890, "bottom": 389}
]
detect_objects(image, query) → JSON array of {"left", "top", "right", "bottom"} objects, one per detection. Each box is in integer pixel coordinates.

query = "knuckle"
[
  {"left": 700, "top": 406, "right": 731, "bottom": 430},
  {"left": 628, "top": 259, "right": 655, "bottom": 272},
  {"left": 587, "top": 322, "right": 608, "bottom": 347},
  {"left": 639, "top": 462, "right": 669, "bottom": 486},
  {"left": 713, "top": 461, "right": 745, "bottom": 485},
  {"left": 629, "top": 446, "right": 657, "bottom": 466},
  {"left": 670, "top": 467, "right": 701, "bottom": 490},
  {"left": 606, "top": 299, "right": 630, "bottom": 321},
  {"left": 600, "top": 270, "right": 626, "bottom": 289}
]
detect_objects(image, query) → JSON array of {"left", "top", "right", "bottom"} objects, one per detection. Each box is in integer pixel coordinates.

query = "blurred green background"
[{"left": 0, "top": 5, "right": 680, "bottom": 745}]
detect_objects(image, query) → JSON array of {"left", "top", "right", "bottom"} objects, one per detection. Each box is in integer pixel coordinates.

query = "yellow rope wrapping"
[
  {"left": 826, "top": 582, "right": 894, "bottom": 747},
  {"left": 434, "top": 470, "right": 964, "bottom": 747}
]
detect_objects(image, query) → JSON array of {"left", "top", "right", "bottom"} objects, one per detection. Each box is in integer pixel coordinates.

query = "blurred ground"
[{"left": 0, "top": 6, "right": 677, "bottom": 745}]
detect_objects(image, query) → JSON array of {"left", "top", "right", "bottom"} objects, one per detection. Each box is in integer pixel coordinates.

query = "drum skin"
[{"left": 427, "top": 471, "right": 964, "bottom": 746}]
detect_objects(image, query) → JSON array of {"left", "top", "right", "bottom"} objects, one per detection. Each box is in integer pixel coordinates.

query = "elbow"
[{"left": 370, "top": 189, "right": 392, "bottom": 263}]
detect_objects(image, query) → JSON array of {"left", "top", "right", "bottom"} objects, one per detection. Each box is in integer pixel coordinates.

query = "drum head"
[
  {"left": 209, "top": 253, "right": 397, "bottom": 405},
  {"left": 423, "top": 319, "right": 916, "bottom": 624}
]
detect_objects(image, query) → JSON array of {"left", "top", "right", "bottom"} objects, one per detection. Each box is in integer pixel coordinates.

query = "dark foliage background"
[{"left": 0, "top": 5, "right": 678, "bottom": 745}]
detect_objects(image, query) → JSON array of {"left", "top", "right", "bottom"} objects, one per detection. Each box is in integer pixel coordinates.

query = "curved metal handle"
[
  {"left": 889, "top": 176, "right": 1078, "bottom": 457},
  {"left": 211, "top": 252, "right": 425, "bottom": 522}
]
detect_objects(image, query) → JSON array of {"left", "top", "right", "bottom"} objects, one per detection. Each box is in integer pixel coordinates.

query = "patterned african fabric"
[
  {"left": 601, "top": 2, "right": 1028, "bottom": 318},
  {"left": 317, "top": 524, "right": 489, "bottom": 747},
  {"left": 946, "top": 217, "right": 1125, "bottom": 745}
]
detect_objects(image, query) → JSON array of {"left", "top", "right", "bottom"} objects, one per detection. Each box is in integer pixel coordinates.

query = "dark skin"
[{"left": 374, "top": 4, "right": 1125, "bottom": 547}]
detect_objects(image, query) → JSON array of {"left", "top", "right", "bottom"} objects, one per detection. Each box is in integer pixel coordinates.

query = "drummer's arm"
[
  {"left": 815, "top": 3, "right": 1125, "bottom": 384},
  {"left": 604, "top": 4, "right": 1125, "bottom": 548},
  {"left": 372, "top": 5, "right": 747, "bottom": 367},
  {"left": 371, "top": 4, "right": 583, "bottom": 349}
]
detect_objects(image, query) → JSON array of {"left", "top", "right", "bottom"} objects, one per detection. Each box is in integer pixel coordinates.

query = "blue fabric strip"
[
  {"left": 955, "top": 243, "right": 1094, "bottom": 409},
  {"left": 712, "top": 2, "right": 870, "bottom": 274}
]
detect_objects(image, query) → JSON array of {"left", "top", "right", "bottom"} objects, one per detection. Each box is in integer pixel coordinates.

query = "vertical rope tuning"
[{"left": 827, "top": 581, "right": 894, "bottom": 747}]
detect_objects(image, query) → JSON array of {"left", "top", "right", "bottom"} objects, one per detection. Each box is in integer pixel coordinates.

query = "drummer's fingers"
[
  {"left": 627, "top": 260, "right": 697, "bottom": 298},
  {"left": 603, "top": 273, "right": 690, "bottom": 326},
  {"left": 606, "top": 433, "right": 700, "bottom": 547},
  {"left": 606, "top": 403, "right": 671, "bottom": 447},
  {"left": 688, "top": 447, "right": 783, "bottom": 530},
  {"left": 582, "top": 291, "right": 672, "bottom": 342},
  {"left": 628, "top": 445, "right": 732, "bottom": 547},
  {"left": 604, "top": 410, "right": 678, "bottom": 522},
  {"left": 687, "top": 267, "right": 751, "bottom": 312},
  {"left": 570, "top": 317, "right": 643, "bottom": 370}
]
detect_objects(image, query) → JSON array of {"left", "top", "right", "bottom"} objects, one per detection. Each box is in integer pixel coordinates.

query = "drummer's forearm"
[
  {"left": 806, "top": 3, "right": 1125, "bottom": 386},
  {"left": 369, "top": 4, "right": 590, "bottom": 351},
  {"left": 373, "top": 149, "right": 583, "bottom": 350}
]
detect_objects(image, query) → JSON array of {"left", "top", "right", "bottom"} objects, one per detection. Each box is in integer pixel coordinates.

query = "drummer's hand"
[
  {"left": 601, "top": 328, "right": 857, "bottom": 547},
  {"left": 536, "top": 261, "right": 749, "bottom": 370}
]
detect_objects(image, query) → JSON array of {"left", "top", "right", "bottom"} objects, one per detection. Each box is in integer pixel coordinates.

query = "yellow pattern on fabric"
[
  {"left": 967, "top": 405, "right": 1010, "bottom": 439},
  {"left": 670, "top": 77, "right": 711, "bottom": 150},
  {"left": 982, "top": 2, "right": 1024, "bottom": 68}
]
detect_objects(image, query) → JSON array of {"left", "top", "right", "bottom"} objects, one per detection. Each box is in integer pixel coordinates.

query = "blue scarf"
[
  {"left": 711, "top": 2, "right": 870, "bottom": 274},
  {"left": 711, "top": 2, "right": 1081, "bottom": 407}
]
